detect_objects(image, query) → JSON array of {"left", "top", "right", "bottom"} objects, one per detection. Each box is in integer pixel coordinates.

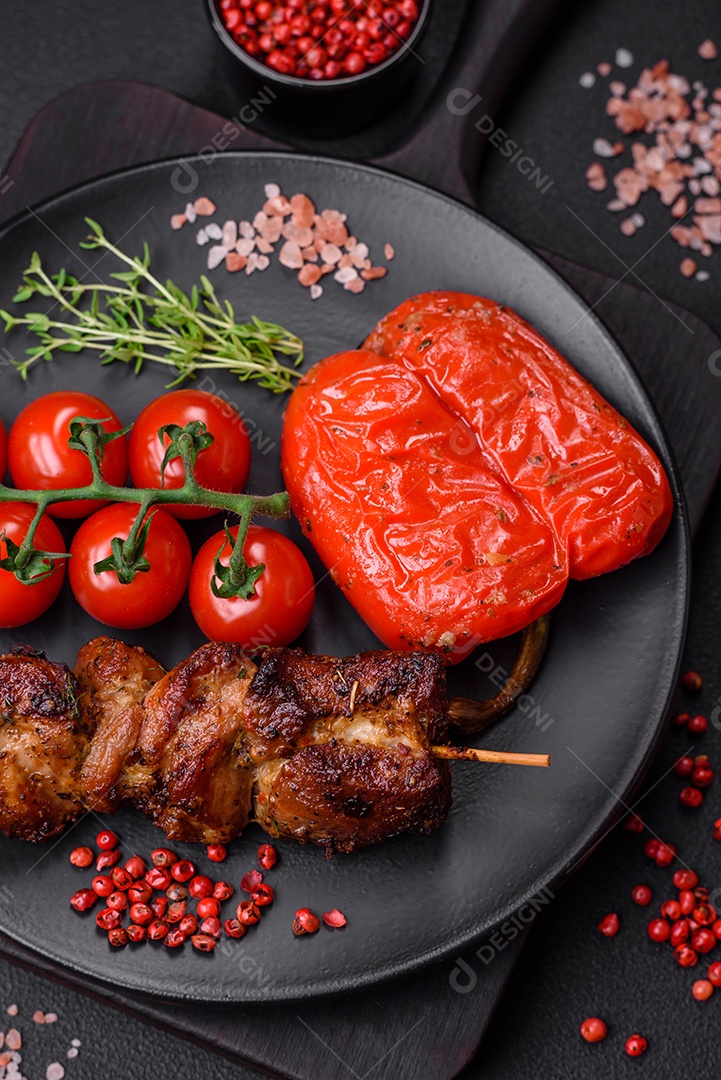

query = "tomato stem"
[
  {"left": 225, "top": 510, "right": 265, "bottom": 598},
  {"left": 0, "top": 417, "right": 290, "bottom": 587}
]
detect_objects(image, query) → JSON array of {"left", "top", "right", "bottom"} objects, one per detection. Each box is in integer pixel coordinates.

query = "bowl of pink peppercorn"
[{"left": 207, "top": 0, "right": 431, "bottom": 134}]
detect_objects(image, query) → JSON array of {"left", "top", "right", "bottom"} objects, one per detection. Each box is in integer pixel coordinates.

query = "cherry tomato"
[
  {"left": 69, "top": 503, "right": 192, "bottom": 629},
  {"left": 8, "top": 391, "right": 128, "bottom": 519},
  {"left": 189, "top": 524, "right": 315, "bottom": 645},
  {"left": 128, "top": 390, "right": 252, "bottom": 520},
  {"left": 0, "top": 502, "right": 66, "bottom": 627},
  {"left": 0, "top": 419, "right": 7, "bottom": 479}
]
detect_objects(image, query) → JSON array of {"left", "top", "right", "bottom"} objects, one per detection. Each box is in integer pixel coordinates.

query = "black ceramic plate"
[{"left": 0, "top": 153, "right": 688, "bottom": 1003}]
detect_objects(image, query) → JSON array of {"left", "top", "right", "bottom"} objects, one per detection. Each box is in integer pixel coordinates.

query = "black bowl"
[{"left": 206, "top": 0, "right": 432, "bottom": 137}]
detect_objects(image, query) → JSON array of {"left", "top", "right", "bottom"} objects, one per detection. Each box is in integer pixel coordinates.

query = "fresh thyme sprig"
[{"left": 0, "top": 218, "right": 304, "bottom": 392}]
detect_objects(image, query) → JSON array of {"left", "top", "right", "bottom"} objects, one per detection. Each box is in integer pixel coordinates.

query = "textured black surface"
[
  {"left": 1, "top": 0, "right": 720, "bottom": 1076},
  {"left": 0, "top": 152, "right": 687, "bottom": 1005},
  {"left": 475, "top": 0, "right": 721, "bottom": 341},
  {"left": 476, "top": 480, "right": 721, "bottom": 1080}
]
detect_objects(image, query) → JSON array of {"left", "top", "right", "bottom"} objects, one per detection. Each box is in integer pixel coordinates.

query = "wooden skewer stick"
[{"left": 432, "top": 745, "right": 550, "bottom": 768}]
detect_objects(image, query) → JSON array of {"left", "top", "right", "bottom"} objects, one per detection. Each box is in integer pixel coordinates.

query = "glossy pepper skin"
[
  {"left": 281, "top": 350, "right": 567, "bottom": 662},
  {"left": 364, "top": 292, "right": 673, "bottom": 580}
]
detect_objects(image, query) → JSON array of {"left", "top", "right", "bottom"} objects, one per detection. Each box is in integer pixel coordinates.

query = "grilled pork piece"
[
  {"left": 0, "top": 646, "right": 90, "bottom": 841},
  {"left": 0, "top": 639, "right": 452, "bottom": 853},
  {"left": 248, "top": 648, "right": 451, "bottom": 851},
  {"left": 75, "top": 636, "right": 165, "bottom": 813},
  {"left": 136, "top": 642, "right": 257, "bottom": 844}
]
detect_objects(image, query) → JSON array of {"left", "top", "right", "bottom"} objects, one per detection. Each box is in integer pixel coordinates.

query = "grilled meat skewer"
[
  {"left": 1, "top": 638, "right": 452, "bottom": 853},
  {"left": 0, "top": 638, "right": 547, "bottom": 853}
]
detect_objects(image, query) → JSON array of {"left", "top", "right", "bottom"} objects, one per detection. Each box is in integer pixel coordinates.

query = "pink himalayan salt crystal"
[
  {"left": 207, "top": 245, "right": 227, "bottom": 270},
  {"left": 586, "top": 162, "right": 607, "bottom": 191},
  {"left": 698, "top": 39, "right": 718, "bottom": 60},
  {"left": 193, "top": 197, "right": 216, "bottom": 216},
  {"left": 320, "top": 244, "right": 343, "bottom": 265},
  {"left": 279, "top": 241, "right": 304, "bottom": 270},
  {"left": 361, "top": 266, "right": 388, "bottom": 281},
  {"left": 298, "top": 263, "right": 322, "bottom": 286},
  {"left": 225, "top": 252, "right": 247, "bottom": 272},
  {"left": 680, "top": 257, "right": 698, "bottom": 276},
  {"left": 290, "top": 193, "right": 316, "bottom": 228}
]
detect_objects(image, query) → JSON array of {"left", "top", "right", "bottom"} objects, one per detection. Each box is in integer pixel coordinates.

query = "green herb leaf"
[{"left": 2, "top": 220, "right": 303, "bottom": 391}]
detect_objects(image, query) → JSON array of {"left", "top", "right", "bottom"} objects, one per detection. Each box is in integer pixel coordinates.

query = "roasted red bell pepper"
[
  {"left": 281, "top": 293, "right": 673, "bottom": 661},
  {"left": 281, "top": 350, "right": 567, "bottom": 661},
  {"left": 364, "top": 292, "right": 673, "bottom": 580}
]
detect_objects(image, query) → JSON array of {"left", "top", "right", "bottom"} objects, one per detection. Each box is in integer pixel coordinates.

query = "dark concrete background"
[{"left": 1, "top": 0, "right": 720, "bottom": 1075}]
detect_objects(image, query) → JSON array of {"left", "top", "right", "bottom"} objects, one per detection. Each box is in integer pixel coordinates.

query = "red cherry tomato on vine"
[
  {"left": 189, "top": 525, "right": 315, "bottom": 645},
  {"left": 69, "top": 503, "right": 192, "bottom": 629},
  {"left": 0, "top": 419, "right": 7, "bottom": 479},
  {"left": 8, "top": 391, "right": 128, "bottom": 519},
  {"left": 0, "top": 502, "right": 67, "bottom": 627},
  {"left": 128, "top": 390, "right": 252, "bottom": 520}
]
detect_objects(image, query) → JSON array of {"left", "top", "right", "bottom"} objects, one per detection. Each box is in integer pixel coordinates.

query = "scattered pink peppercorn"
[
  {"left": 225, "top": 918, "right": 247, "bottom": 939},
  {"left": 171, "top": 859, "right": 196, "bottom": 883},
  {"left": 688, "top": 714, "right": 708, "bottom": 735},
  {"left": 96, "top": 849, "right": 121, "bottom": 872},
  {"left": 682, "top": 670, "right": 703, "bottom": 693},
  {"left": 625, "top": 1034, "right": 647, "bottom": 1057},
  {"left": 674, "top": 755, "right": 694, "bottom": 778},
  {"left": 648, "top": 918, "right": 670, "bottom": 943},
  {"left": 674, "top": 943, "right": 698, "bottom": 967},
  {"left": 644, "top": 838, "right": 661, "bottom": 860},
  {"left": 707, "top": 961, "right": 721, "bottom": 986},
  {"left": 258, "top": 843, "right": 278, "bottom": 869},
  {"left": 322, "top": 908, "right": 347, "bottom": 928},
  {"left": 189, "top": 875, "right": 214, "bottom": 900},
  {"left": 150, "top": 848, "right": 178, "bottom": 868},
  {"left": 598, "top": 913, "right": 620, "bottom": 937},
  {"left": 692, "top": 765, "right": 714, "bottom": 788},
  {"left": 124, "top": 855, "right": 146, "bottom": 879},
  {"left": 692, "top": 979, "right": 714, "bottom": 1001},
  {"left": 70, "top": 889, "right": 97, "bottom": 913},
  {"left": 241, "top": 869, "right": 263, "bottom": 893},
  {"left": 580, "top": 1017, "right": 607, "bottom": 1043},
  {"left": 69, "top": 846, "right": 94, "bottom": 869},
  {"left": 692, "top": 928, "right": 717, "bottom": 954},
  {"left": 679, "top": 890, "right": 696, "bottom": 915},
  {"left": 654, "top": 842, "right": 677, "bottom": 867},
  {"left": 292, "top": 908, "right": 320, "bottom": 935},
  {"left": 631, "top": 885, "right": 652, "bottom": 907},
  {"left": 670, "top": 919, "right": 691, "bottom": 947}
]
